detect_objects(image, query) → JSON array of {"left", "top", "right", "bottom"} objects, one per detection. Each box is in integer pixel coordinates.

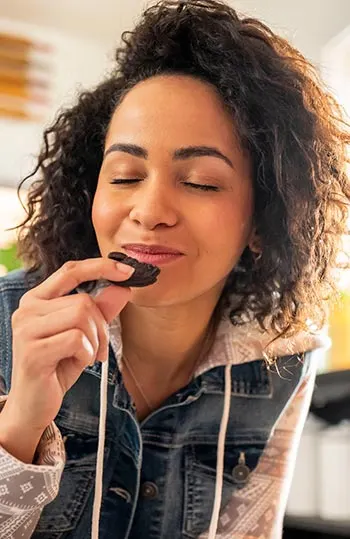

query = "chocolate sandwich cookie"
[{"left": 107, "top": 251, "right": 161, "bottom": 287}]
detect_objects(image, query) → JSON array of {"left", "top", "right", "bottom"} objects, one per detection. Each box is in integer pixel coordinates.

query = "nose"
[{"left": 129, "top": 177, "right": 178, "bottom": 230}]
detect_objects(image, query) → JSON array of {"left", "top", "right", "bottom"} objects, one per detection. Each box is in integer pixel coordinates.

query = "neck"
[{"left": 119, "top": 294, "right": 221, "bottom": 386}]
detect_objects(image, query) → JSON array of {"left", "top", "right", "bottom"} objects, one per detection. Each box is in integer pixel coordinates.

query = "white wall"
[
  {"left": 231, "top": 0, "right": 350, "bottom": 65},
  {"left": 322, "top": 25, "right": 350, "bottom": 114},
  {"left": 2, "top": 0, "right": 350, "bottom": 64},
  {"left": 0, "top": 18, "right": 112, "bottom": 188},
  {"left": 0, "top": 0, "right": 140, "bottom": 47}
]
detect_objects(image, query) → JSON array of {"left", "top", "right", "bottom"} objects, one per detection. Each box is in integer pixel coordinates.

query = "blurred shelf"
[{"left": 284, "top": 515, "right": 350, "bottom": 536}]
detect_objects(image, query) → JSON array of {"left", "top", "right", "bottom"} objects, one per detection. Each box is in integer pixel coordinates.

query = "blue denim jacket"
[{"left": 0, "top": 269, "right": 313, "bottom": 539}]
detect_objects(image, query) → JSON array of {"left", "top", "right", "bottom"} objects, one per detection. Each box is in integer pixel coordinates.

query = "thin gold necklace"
[
  {"left": 122, "top": 353, "right": 155, "bottom": 412},
  {"left": 121, "top": 314, "right": 219, "bottom": 413}
]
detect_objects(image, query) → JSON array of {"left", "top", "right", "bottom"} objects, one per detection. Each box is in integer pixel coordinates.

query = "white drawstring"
[
  {"left": 91, "top": 350, "right": 232, "bottom": 539},
  {"left": 91, "top": 351, "right": 109, "bottom": 538},
  {"left": 207, "top": 364, "right": 232, "bottom": 538}
]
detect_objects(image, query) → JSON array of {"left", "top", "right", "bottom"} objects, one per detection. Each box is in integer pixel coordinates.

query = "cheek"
[
  {"left": 91, "top": 190, "right": 119, "bottom": 237},
  {"left": 202, "top": 200, "right": 252, "bottom": 246},
  {"left": 197, "top": 197, "right": 253, "bottom": 277}
]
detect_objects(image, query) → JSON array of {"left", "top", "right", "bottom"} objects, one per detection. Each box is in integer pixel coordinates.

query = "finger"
[
  {"left": 94, "top": 285, "right": 131, "bottom": 324},
  {"left": 24, "top": 289, "right": 128, "bottom": 359},
  {"left": 30, "top": 258, "right": 135, "bottom": 301},
  {"left": 54, "top": 296, "right": 110, "bottom": 365},
  {"left": 29, "top": 285, "right": 130, "bottom": 322},
  {"left": 29, "top": 329, "right": 95, "bottom": 376},
  {"left": 21, "top": 306, "right": 100, "bottom": 361},
  {"left": 20, "top": 294, "right": 88, "bottom": 316}
]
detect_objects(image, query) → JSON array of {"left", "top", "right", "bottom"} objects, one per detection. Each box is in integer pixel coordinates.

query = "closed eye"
[
  {"left": 110, "top": 179, "right": 140, "bottom": 185},
  {"left": 110, "top": 179, "right": 219, "bottom": 192},
  {"left": 184, "top": 182, "right": 219, "bottom": 192}
]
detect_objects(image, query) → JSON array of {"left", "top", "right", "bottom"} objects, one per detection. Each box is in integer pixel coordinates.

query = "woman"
[{"left": 0, "top": 1, "right": 349, "bottom": 538}]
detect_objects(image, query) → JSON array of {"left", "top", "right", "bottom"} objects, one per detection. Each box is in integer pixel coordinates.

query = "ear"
[{"left": 248, "top": 226, "right": 262, "bottom": 254}]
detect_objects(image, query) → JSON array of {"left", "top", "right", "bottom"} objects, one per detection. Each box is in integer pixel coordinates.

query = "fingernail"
[
  {"left": 116, "top": 262, "right": 135, "bottom": 276},
  {"left": 82, "top": 335, "right": 94, "bottom": 358}
]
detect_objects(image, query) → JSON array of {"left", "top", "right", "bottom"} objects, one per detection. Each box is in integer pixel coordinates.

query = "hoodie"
[{"left": 0, "top": 270, "right": 330, "bottom": 538}]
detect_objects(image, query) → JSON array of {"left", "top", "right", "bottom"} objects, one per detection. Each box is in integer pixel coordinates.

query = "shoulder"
[
  {"left": 0, "top": 268, "right": 36, "bottom": 315},
  {"left": 0, "top": 268, "right": 36, "bottom": 391},
  {"left": 0, "top": 267, "right": 39, "bottom": 303},
  {"left": 0, "top": 267, "right": 35, "bottom": 290}
]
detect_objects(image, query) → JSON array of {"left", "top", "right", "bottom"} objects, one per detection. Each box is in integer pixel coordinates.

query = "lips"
[
  {"left": 121, "top": 244, "right": 183, "bottom": 255},
  {"left": 120, "top": 243, "right": 184, "bottom": 266}
]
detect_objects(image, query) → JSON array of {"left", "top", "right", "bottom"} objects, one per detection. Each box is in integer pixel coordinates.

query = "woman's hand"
[{"left": 5, "top": 257, "right": 134, "bottom": 435}]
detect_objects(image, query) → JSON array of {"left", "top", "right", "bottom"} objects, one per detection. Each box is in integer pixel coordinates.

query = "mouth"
[{"left": 121, "top": 244, "right": 184, "bottom": 265}]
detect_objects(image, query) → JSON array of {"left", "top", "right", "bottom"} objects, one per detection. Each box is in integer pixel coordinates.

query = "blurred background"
[{"left": 0, "top": 1, "right": 349, "bottom": 537}]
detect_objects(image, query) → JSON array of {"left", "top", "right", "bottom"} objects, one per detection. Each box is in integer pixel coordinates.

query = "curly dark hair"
[{"left": 15, "top": 0, "right": 350, "bottom": 344}]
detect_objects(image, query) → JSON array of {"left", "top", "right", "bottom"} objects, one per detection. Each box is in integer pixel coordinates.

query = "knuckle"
[
  {"left": 77, "top": 293, "right": 94, "bottom": 309},
  {"left": 11, "top": 309, "right": 27, "bottom": 329},
  {"left": 18, "top": 292, "right": 32, "bottom": 309},
  {"left": 61, "top": 260, "right": 78, "bottom": 273},
  {"left": 11, "top": 309, "right": 20, "bottom": 327},
  {"left": 70, "top": 329, "right": 93, "bottom": 356},
  {"left": 75, "top": 295, "right": 94, "bottom": 319},
  {"left": 70, "top": 328, "right": 84, "bottom": 346}
]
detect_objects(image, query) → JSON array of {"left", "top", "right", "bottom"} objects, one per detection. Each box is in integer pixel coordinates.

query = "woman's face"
[{"left": 92, "top": 74, "right": 254, "bottom": 307}]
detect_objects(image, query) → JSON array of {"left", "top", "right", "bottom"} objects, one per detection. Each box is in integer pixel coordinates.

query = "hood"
[{"left": 106, "top": 308, "right": 330, "bottom": 377}]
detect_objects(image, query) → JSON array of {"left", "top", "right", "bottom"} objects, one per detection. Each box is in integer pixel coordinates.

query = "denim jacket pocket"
[
  {"left": 33, "top": 426, "right": 109, "bottom": 538},
  {"left": 182, "top": 441, "right": 265, "bottom": 538}
]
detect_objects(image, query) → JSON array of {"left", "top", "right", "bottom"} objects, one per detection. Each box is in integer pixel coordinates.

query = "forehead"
[{"left": 106, "top": 75, "right": 241, "bottom": 151}]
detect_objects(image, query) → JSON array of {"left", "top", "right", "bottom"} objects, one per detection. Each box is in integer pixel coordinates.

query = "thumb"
[{"left": 94, "top": 285, "right": 131, "bottom": 323}]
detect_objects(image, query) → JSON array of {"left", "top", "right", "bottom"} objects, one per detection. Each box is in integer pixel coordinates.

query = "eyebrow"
[{"left": 104, "top": 143, "right": 234, "bottom": 169}]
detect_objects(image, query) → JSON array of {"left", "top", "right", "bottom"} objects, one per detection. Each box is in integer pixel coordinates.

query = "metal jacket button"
[
  {"left": 232, "top": 452, "right": 251, "bottom": 485},
  {"left": 140, "top": 481, "right": 159, "bottom": 499}
]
